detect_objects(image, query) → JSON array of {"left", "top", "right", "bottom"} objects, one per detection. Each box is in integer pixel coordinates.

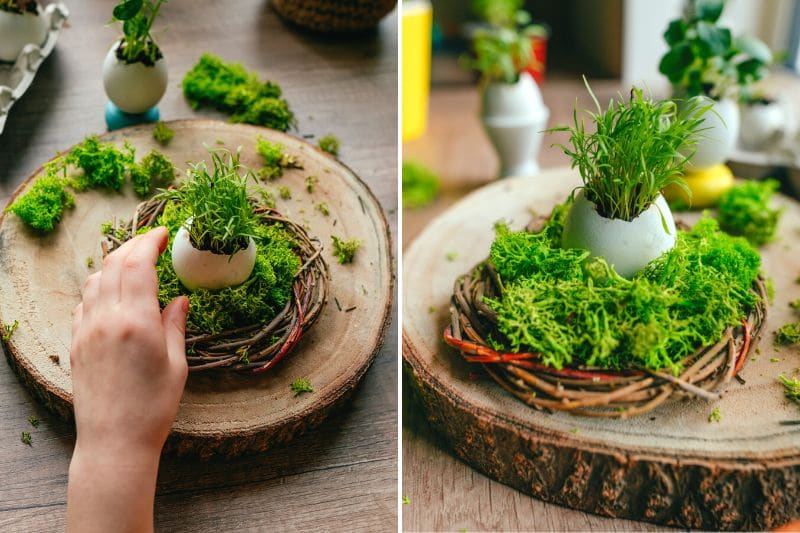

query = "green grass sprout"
[{"left": 2, "top": 320, "right": 19, "bottom": 342}]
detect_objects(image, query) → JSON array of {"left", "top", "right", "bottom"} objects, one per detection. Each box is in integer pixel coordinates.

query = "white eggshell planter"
[
  {"left": 0, "top": 9, "right": 49, "bottom": 62},
  {"left": 102, "top": 41, "right": 168, "bottom": 114},
  {"left": 687, "top": 97, "right": 740, "bottom": 169},
  {"left": 739, "top": 100, "right": 784, "bottom": 150},
  {"left": 481, "top": 72, "right": 550, "bottom": 178},
  {"left": 171, "top": 220, "right": 257, "bottom": 291},
  {"left": 561, "top": 191, "right": 676, "bottom": 279}
]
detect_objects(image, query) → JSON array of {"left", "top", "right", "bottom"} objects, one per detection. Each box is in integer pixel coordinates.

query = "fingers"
[
  {"left": 161, "top": 296, "right": 189, "bottom": 376},
  {"left": 120, "top": 227, "right": 169, "bottom": 307},
  {"left": 81, "top": 272, "right": 101, "bottom": 317},
  {"left": 71, "top": 303, "right": 83, "bottom": 340},
  {"left": 100, "top": 227, "right": 168, "bottom": 306}
]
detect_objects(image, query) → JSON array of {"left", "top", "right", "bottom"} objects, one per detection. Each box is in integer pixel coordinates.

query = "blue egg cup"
[{"left": 105, "top": 102, "right": 160, "bottom": 131}]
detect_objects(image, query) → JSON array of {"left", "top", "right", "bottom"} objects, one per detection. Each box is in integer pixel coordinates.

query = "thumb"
[{"left": 162, "top": 296, "right": 189, "bottom": 369}]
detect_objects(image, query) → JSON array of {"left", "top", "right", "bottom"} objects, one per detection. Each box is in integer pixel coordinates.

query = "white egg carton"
[{"left": 0, "top": 2, "right": 69, "bottom": 134}]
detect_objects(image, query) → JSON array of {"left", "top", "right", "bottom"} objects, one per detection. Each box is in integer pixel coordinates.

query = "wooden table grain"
[
  {"left": 0, "top": 2, "right": 398, "bottom": 531},
  {"left": 402, "top": 79, "right": 678, "bottom": 532}
]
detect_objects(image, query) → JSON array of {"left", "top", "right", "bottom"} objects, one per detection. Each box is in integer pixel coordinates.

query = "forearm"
[{"left": 67, "top": 443, "right": 161, "bottom": 533}]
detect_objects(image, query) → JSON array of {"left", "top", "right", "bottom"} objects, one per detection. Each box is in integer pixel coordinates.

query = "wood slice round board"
[
  {"left": 0, "top": 119, "right": 393, "bottom": 458},
  {"left": 403, "top": 168, "right": 800, "bottom": 530}
]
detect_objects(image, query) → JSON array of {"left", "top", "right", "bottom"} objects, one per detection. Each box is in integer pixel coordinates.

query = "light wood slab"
[
  {"left": 0, "top": 119, "right": 393, "bottom": 458},
  {"left": 403, "top": 167, "right": 800, "bottom": 530}
]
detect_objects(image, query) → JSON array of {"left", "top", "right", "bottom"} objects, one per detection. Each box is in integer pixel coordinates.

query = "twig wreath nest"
[
  {"left": 102, "top": 193, "right": 329, "bottom": 374},
  {"left": 444, "top": 209, "right": 769, "bottom": 418}
]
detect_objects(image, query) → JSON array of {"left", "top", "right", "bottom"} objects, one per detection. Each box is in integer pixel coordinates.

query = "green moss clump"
[
  {"left": 130, "top": 149, "right": 175, "bottom": 197},
  {"left": 402, "top": 161, "right": 440, "bottom": 208},
  {"left": 152, "top": 121, "right": 175, "bottom": 145},
  {"left": 485, "top": 209, "right": 761, "bottom": 373},
  {"left": 255, "top": 136, "right": 300, "bottom": 180},
  {"left": 717, "top": 179, "right": 782, "bottom": 246},
  {"left": 6, "top": 166, "right": 75, "bottom": 233},
  {"left": 331, "top": 235, "right": 360, "bottom": 264},
  {"left": 67, "top": 135, "right": 134, "bottom": 191},
  {"left": 780, "top": 374, "right": 800, "bottom": 403},
  {"left": 290, "top": 377, "right": 313, "bottom": 396},
  {"left": 154, "top": 200, "right": 301, "bottom": 334},
  {"left": 775, "top": 323, "right": 800, "bottom": 346},
  {"left": 305, "top": 175, "right": 318, "bottom": 193},
  {"left": 318, "top": 134, "right": 340, "bottom": 156},
  {"left": 278, "top": 186, "right": 291, "bottom": 200},
  {"left": 182, "top": 54, "right": 294, "bottom": 131}
]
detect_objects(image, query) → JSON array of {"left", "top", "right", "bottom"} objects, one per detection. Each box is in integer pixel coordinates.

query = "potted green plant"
[
  {"left": 463, "top": 8, "right": 549, "bottom": 178},
  {"left": 659, "top": 0, "right": 771, "bottom": 167},
  {"left": 553, "top": 82, "right": 707, "bottom": 278},
  {"left": 102, "top": 0, "right": 168, "bottom": 122},
  {"left": 162, "top": 150, "right": 258, "bottom": 291},
  {"left": 0, "top": 0, "right": 48, "bottom": 62}
]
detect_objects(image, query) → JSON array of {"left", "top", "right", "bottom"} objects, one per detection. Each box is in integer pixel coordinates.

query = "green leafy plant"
[
  {"left": 182, "top": 54, "right": 294, "bottom": 131},
  {"left": 0, "top": 0, "right": 38, "bottom": 14},
  {"left": 717, "top": 179, "right": 782, "bottom": 246},
  {"left": 402, "top": 160, "right": 440, "bottom": 208},
  {"left": 486, "top": 211, "right": 761, "bottom": 373},
  {"left": 550, "top": 80, "right": 708, "bottom": 221},
  {"left": 255, "top": 136, "right": 301, "bottom": 180},
  {"left": 659, "top": 0, "right": 772, "bottom": 100},
  {"left": 152, "top": 121, "right": 174, "bottom": 145},
  {"left": 111, "top": 0, "right": 167, "bottom": 66},
  {"left": 318, "top": 134, "right": 340, "bottom": 156},
  {"left": 290, "top": 377, "right": 313, "bottom": 396},
  {"left": 130, "top": 149, "right": 175, "bottom": 197},
  {"left": 331, "top": 235, "right": 360, "bottom": 264},
  {"left": 158, "top": 149, "right": 257, "bottom": 255}
]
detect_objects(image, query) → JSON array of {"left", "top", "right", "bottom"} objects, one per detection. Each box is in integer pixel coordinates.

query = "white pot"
[
  {"left": 171, "top": 220, "right": 257, "bottom": 291},
  {"left": 102, "top": 42, "right": 167, "bottom": 114},
  {"left": 0, "top": 10, "right": 48, "bottom": 62},
  {"left": 561, "top": 191, "right": 676, "bottom": 279},
  {"left": 481, "top": 72, "right": 550, "bottom": 178},
  {"left": 687, "top": 97, "right": 740, "bottom": 169},
  {"left": 739, "top": 100, "right": 784, "bottom": 150}
]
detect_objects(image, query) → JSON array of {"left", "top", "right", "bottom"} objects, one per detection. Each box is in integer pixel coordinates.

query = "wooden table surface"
[
  {"left": 0, "top": 2, "right": 398, "bottom": 531},
  {"left": 401, "top": 79, "right": 678, "bottom": 532}
]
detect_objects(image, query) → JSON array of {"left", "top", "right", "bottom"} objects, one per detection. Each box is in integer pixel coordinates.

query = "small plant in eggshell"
[
  {"left": 0, "top": 0, "right": 48, "bottom": 62},
  {"left": 159, "top": 149, "right": 259, "bottom": 291},
  {"left": 550, "top": 79, "right": 709, "bottom": 278},
  {"left": 103, "top": 0, "right": 168, "bottom": 114}
]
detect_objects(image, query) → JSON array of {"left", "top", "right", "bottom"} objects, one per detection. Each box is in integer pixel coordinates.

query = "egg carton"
[{"left": 0, "top": 2, "right": 69, "bottom": 134}]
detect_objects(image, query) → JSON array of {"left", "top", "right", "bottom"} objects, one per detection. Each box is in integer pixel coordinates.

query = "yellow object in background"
[
  {"left": 402, "top": 1, "right": 432, "bottom": 142},
  {"left": 663, "top": 164, "right": 735, "bottom": 209}
]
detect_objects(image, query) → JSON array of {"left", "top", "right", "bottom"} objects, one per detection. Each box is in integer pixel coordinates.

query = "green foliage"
[
  {"left": 471, "top": 0, "right": 523, "bottom": 27},
  {"left": 464, "top": 25, "right": 537, "bottom": 85},
  {"left": 550, "top": 81, "right": 707, "bottom": 220},
  {"left": 255, "top": 136, "right": 300, "bottom": 180},
  {"left": 659, "top": 0, "right": 772, "bottom": 100},
  {"left": 20, "top": 431, "right": 31, "bottom": 446},
  {"left": 130, "top": 149, "right": 175, "bottom": 197},
  {"left": 316, "top": 202, "right": 330, "bottom": 216},
  {"left": 331, "top": 235, "right": 360, "bottom": 264},
  {"left": 154, "top": 200, "right": 300, "bottom": 334},
  {"left": 0, "top": 0, "right": 37, "bottom": 14},
  {"left": 717, "top": 179, "right": 782, "bottom": 246},
  {"left": 6, "top": 165, "right": 74, "bottom": 233},
  {"left": 318, "top": 134, "right": 340, "bottom": 156},
  {"left": 158, "top": 149, "right": 256, "bottom": 255},
  {"left": 278, "top": 186, "right": 291, "bottom": 200},
  {"left": 27, "top": 415, "right": 39, "bottom": 427},
  {"left": 779, "top": 374, "right": 800, "bottom": 403},
  {"left": 775, "top": 323, "right": 800, "bottom": 346},
  {"left": 1, "top": 320, "right": 19, "bottom": 342},
  {"left": 111, "top": 0, "right": 166, "bottom": 66},
  {"left": 708, "top": 406, "right": 722, "bottom": 422},
  {"left": 305, "top": 175, "right": 318, "bottom": 193},
  {"left": 290, "top": 377, "right": 313, "bottom": 396},
  {"left": 182, "top": 54, "right": 294, "bottom": 131},
  {"left": 67, "top": 135, "right": 134, "bottom": 192},
  {"left": 486, "top": 211, "right": 761, "bottom": 373},
  {"left": 152, "top": 121, "right": 174, "bottom": 145},
  {"left": 402, "top": 160, "right": 440, "bottom": 209}
]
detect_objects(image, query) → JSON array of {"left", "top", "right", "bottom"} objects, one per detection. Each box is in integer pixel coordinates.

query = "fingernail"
[{"left": 182, "top": 296, "right": 189, "bottom": 313}]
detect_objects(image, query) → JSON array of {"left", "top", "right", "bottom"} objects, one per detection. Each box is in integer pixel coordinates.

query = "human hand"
[{"left": 67, "top": 226, "right": 188, "bottom": 532}]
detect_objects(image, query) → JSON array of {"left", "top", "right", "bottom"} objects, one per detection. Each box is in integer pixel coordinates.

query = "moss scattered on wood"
[
  {"left": 318, "top": 134, "right": 340, "bottom": 156},
  {"left": 331, "top": 235, "right": 360, "bottom": 264},
  {"left": 1, "top": 320, "right": 19, "bottom": 342},
  {"left": 130, "top": 149, "right": 175, "bottom": 197},
  {"left": 775, "top": 323, "right": 800, "bottom": 346},
  {"left": 290, "top": 377, "right": 313, "bottom": 396},
  {"left": 717, "top": 179, "right": 782, "bottom": 246},
  {"left": 152, "top": 121, "right": 175, "bottom": 146},
  {"left": 6, "top": 170, "right": 74, "bottom": 233},
  {"left": 255, "top": 136, "right": 301, "bottom": 180}
]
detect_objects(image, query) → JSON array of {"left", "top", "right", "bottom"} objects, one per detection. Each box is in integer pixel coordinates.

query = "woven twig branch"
[
  {"left": 102, "top": 196, "right": 329, "bottom": 374},
  {"left": 444, "top": 221, "right": 768, "bottom": 418}
]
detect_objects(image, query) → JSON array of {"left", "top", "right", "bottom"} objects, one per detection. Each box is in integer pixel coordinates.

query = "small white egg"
[
  {"left": 0, "top": 10, "right": 48, "bottom": 62},
  {"left": 171, "top": 221, "right": 257, "bottom": 291},
  {"left": 102, "top": 42, "right": 168, "bottom": 114},
  {"left": 561, "top": 191, "right": 676, "bottom": 279}
]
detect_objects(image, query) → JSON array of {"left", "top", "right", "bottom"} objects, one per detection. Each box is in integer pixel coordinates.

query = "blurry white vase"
[
  {"left": 481, "top": 72, "right": 549, "bottom": 178},
  {"left": 739, "top": 99, "right": 784, "bottom": 150},
  {"left": 687, "top": 97, "right": 740, "bottom": 168}
]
